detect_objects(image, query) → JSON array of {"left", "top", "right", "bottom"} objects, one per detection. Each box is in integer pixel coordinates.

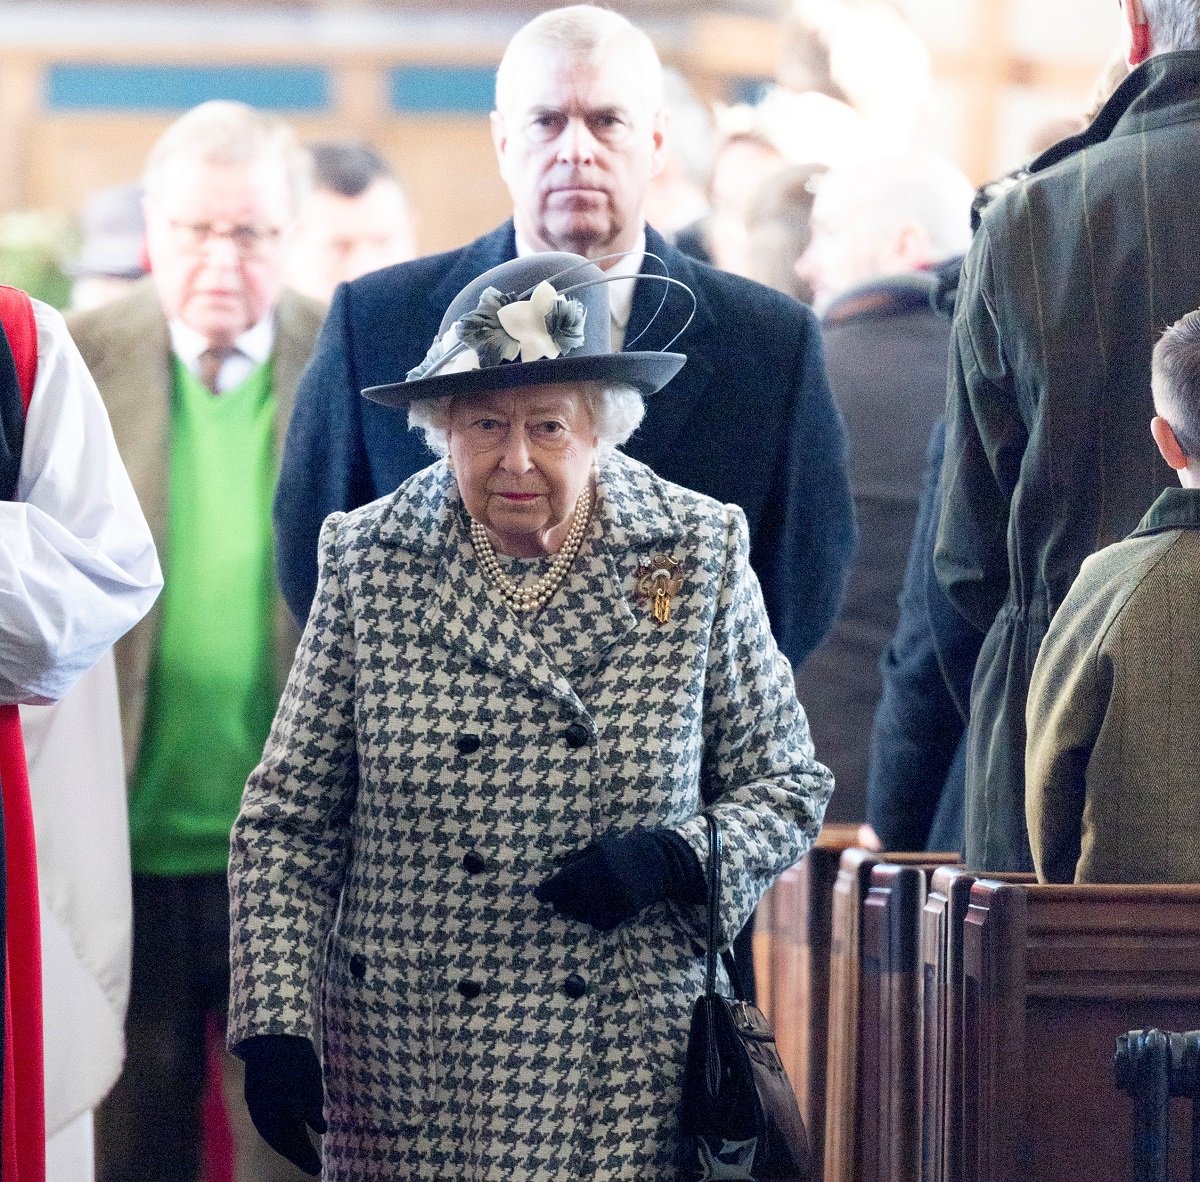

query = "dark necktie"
[{"left": 197, "top": 345, "right": 236, "bottom": 395}]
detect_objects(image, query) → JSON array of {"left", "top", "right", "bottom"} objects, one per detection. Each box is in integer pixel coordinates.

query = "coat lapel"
[
  {"left": 375, "top": 463, "right": 583, "bottom": 710},
  {"left": 426, "top": 222, "right": 517, "bottom": 322},
  {"left": 373, "top": 453, "right": 685, "bottom": 699},
  {"left": 272, "top": 288, "right": 325, "bottom": 452},
  {"left": 73, "top": 281, "right": 174, "bottom": 557},
  {"left": 539, "top": 452, "right": 684, "bottom": 679},
  {"left": 625, "top": 229, "right": 717, "bottom": 472}
]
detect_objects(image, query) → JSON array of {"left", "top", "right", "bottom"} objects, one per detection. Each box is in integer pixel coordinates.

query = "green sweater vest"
[{"left": 128, "top": 357, "right": 279, "bottom": 876}]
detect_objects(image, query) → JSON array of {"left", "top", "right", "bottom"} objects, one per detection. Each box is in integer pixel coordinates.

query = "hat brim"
[{"left": 362, "top": 350, "right": 687, "bottom": 409}]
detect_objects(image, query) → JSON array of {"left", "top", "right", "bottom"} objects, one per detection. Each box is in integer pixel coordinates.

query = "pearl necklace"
[{"left": 470, "top": 486, "right": 593, "bottom": 614}]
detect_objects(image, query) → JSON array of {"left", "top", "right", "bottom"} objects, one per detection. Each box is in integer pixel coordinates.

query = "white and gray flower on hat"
[
  {"left": 368, "top": 250, "right": 688, "bottom": 407},
  {"left": 459, "top": 286, "right": 521, "bottom": 368},
  {"left": 458, "top": 280, "right": 588, "bottom": 369}
]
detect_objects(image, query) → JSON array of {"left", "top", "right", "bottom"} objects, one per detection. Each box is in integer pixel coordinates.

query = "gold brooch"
[{"left": 635, "top": 555, "right": 686, "bottom": 624}]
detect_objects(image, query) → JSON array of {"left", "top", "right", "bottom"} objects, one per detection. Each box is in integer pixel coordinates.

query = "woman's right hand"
[
  {"left": 534, "top": 827, "right": 705, "bottom": 930},
  {"left": 236, "top": 1033, "right": 327, "bottom": 1175}
]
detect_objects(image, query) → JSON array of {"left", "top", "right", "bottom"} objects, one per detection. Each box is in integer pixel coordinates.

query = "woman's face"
[{"left": 447, "top": 384, "right": 599, "bottom": 558}]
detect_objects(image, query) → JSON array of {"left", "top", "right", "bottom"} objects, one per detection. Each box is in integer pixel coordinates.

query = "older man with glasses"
[{"left": 67, "top": 100, "right": 324, "bottom": 1182}]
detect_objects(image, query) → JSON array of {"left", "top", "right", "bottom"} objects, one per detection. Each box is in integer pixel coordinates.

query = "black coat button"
[
  {"left": 458, "top": 979, "right": 482, "bottom": 1000},
  {"left": 349, "top": 953, "right": 367, "bottom": 980},
  {"left": 456, "top": 734, "right": 482, "bottom": 755},
  {"left": 563, "top": 973, "right": 588, "bottom": 1000},
  {"left": 562, "top": 723, "right": 590, "bottom": 749},
  {"left": 462, "top": 850, "right": 487, "bottom": 875}
]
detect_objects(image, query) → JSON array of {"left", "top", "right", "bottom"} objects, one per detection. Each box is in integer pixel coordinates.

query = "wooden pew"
[
  {"left": 823, "top": 848, "right": 959, "bottom": 1182},
  {"left": 920, "top": 868, "right": 1036, "bottom": 1182},
  {"left": 961, "top": 881, "right": 1200, "bottom": 1182},
  {"left": 859, "top": 863, "right": 925, "bottom": 1182},
  {"left": 754, "top": 822, "right": 859, "bottom": 1180}
]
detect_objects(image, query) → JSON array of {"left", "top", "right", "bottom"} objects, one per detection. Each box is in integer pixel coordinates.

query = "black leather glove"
[
  {"left": 236, "top": 1033, "right": 326, "bottom": 1176},
  {"left": 534, "top": 827, "right": 705, "bottom": 931}
]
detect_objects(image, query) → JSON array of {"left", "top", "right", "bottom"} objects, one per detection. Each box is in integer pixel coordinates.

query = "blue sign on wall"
[
  {"left": 389, "top": 65, "right": 496, "bottom": 114},
  {"left": 46, "top": 64, "right": 331, "bottom": 112}
]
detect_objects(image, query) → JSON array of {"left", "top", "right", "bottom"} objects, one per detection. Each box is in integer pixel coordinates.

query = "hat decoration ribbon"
[{"left": 408, "top": 280, "right": 587, "bottom": 381}]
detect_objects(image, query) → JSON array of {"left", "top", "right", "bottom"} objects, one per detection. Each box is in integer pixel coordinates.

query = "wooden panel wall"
[{"left": 0, "top": 0, "right": 1121, "bottom": 253}]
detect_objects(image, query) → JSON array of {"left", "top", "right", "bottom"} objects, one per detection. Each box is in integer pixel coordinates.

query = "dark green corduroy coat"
[{"left": 935, "top": 51, "right": 1200, "bottom": 871}]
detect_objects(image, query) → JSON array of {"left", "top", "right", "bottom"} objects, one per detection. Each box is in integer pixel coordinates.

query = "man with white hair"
[
  {"left": 936, "top": 0, "right": 1200, "bottom": 871},
  {"left": 274, "top": 4, "right": 855, "bottom": 681},
  {"left": 797, "top": 155, "right": 974, "bottom": 318},
  {"left": 790, "top": 154, "right": 973, "bottom": 828},
  {"left": 68, "top": 100, "right": 324, "bottom": 1182}
]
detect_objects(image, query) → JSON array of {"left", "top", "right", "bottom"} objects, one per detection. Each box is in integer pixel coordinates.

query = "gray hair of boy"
[
  {"left": 408, "top": 383, "right": 646, "bottom": 459},
  {"left": 494, "top": 5, "right": 665, "bottom": 113},
  {"left": 143, "top": 100, "right": 311, "bottom": 219},
  {"left": 1152, "top": 308, "right": 1200, "bottom": 457},
  {"left": 1142, "top": 0, "right": 1200, "bottom": 53},
  {"left": 309, "top": 140, "right": 398, "bottom": 199}
]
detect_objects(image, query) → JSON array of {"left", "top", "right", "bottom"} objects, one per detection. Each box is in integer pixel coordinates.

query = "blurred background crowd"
[{"left": 0, "top": 0, "right": 1120, "bottom": 312}]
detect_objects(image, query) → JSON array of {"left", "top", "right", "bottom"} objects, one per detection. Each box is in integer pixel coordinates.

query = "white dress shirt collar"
[{"left": 168, "top": 315, "right": 275, "bottom": 393}]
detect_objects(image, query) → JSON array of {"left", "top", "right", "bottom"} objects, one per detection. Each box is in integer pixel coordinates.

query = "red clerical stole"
[{"left": 0, "top": 284, "right": 46, "bottom": 1182}]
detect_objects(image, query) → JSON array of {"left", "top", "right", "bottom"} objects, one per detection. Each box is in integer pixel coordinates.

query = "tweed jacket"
[
  {"left": 1026, "top": 488, "right": 1200, "bottom": 885},
  {"left": 271, "top": 221, "right": 855, "bottom": 670},
  {"left": 228, "top": 451, "right": 832, "bottom": 1181},
  {"left": 67, "top": 280, "right": 326, "bottom": 770},
  {"left": 934, "top": 53, "right": 1200, "bottom": 871}
]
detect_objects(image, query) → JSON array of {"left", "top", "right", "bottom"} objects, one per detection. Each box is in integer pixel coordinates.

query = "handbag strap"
[
  {"left": 703, "top": 812, "right": 721, "bottom": 998},
  {"left": 702, "top": 812, "right": 750, "bottom": 1003}
]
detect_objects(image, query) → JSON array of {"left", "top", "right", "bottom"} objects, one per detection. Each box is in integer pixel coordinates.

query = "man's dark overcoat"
[
  {"left": 273, "top": 223, "right": 855, "bottom": 671},
  {"left": 935, "top": 53, "right": 1200, "bottom": 871}
]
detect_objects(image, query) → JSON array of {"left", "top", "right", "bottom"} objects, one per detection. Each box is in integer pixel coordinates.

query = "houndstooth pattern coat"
[{"left": 228, "top": 450, "right": 833, "bottom": 1180}]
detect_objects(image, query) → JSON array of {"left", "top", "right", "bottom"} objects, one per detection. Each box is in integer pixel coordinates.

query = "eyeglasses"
[{"left": 168, "top": 219, "right": 282, "bottom": 258}]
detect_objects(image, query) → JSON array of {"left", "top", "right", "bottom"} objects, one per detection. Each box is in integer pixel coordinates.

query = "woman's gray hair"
[{"left": 408, "top": 383, "right": 646, "bottom": 459}]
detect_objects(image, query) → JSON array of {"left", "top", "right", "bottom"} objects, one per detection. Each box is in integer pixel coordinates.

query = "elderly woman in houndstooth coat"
[{"left": 227, "top": 251, "right": 833, "bottom": 1181}]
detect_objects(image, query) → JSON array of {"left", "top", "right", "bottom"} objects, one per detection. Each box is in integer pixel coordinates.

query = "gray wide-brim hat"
[{"left": 361, "top": 251, "right": 688, "bottom": 408}]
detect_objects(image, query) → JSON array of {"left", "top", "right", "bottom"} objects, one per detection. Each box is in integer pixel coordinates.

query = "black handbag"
[{"left": 678, "top": 813, "right": 811, "bottom": 1181}]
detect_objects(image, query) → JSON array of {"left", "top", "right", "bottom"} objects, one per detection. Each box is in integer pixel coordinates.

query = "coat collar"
[
  {"left": 823, "top": 271, "right": 938, "bottom": 326},
  {"left": 274, "top": 288, "right": 327, "bottom": 423},
  {"left": 371, "top": 450, "right": 687, "bottom": 701},
  {"left": 1030, "top": 51, "right": 1200, "bottom": 175},
  {"left": 1132, "top": 485, "right": 1200, "bottom": 538}
]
